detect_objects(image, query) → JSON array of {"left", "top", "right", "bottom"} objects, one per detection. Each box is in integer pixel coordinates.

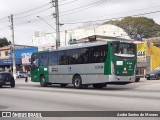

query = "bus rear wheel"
[
  {"left": 73, "top": 76, "right": 82, "bottom": 89},
  {"left": 40, "top": 77, "right": 47, "bottom": 87}
]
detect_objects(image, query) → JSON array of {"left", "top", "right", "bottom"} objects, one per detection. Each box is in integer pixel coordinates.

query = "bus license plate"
[
  {"left": 5, "top": 82, "right": 10, "bottom": 84},
  {"left": 123, "top": 71, "right": 127, "bottom": 74}
]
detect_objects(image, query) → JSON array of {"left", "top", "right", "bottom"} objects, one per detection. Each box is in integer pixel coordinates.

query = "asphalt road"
[{"left": 0, "top": 78, "right": 160, "bottom": 120}]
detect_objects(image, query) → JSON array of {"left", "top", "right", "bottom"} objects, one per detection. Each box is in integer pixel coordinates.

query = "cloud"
[{"left": 0, "top": 0, "right": 160, "bottom": 45}]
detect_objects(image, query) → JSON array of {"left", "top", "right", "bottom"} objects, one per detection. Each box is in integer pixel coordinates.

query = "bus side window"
[
  {"left": 58, "top": 51, "right": 67, "bottom": 65},
  {"left": 95, "top": 45, "right": 108, "bottom": 63},
  {"left": 100, "top": 46, "right": 108, "bottom": 62},
  {"left": 66, "top": 49, "right": 78, "bottom": 65},
  {"left": 77, "top": 48, "right": 84, "bottom": 64},
  {"left": 84, "top": 50, "right": 89, "bottom": 63},
  {"left": 33, "top": 59, "right": 39, "bottom": 67},
  {"left": 31, "top": 54, "right": 39, "bottom": 69},
  {"left": 49, "top": 52, "right": 58, "bottom": 65},
  {"left": 39, "top": 54, "right": 49, "bottom": 66},
  {"left": 89, "top": 47, "right": 95, "bottom": 63}
]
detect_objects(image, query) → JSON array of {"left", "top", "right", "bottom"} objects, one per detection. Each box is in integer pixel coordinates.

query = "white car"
[{"left": 16, "top": 71, "right": 28, "bottom": 78}]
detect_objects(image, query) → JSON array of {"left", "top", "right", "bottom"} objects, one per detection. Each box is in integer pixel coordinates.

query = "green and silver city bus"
[{"left": 31, "top": 41, "right": 137, "bottom": 88}]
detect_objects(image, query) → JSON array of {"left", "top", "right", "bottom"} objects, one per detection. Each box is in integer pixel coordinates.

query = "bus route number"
[{"left": 95, "top": 65, "right": 103, "bottom": 69}]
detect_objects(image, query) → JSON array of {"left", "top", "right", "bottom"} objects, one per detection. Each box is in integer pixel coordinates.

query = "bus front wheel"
[
  {"left": 73, "top": 76, "right": 82, "bottom": 89},
  {"left": 40, "top": 77, "right": 47, "bottom": 87}
]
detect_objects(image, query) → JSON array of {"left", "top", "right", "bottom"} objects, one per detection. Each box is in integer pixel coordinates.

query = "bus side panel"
[
  {"left": 31, "top": 66, "right": 49, "bottom": 82},
  {"left": 48, "top": 63, "right": 105, "bottom": 84},
  {"left": 31, "top": 69, "right": 39, "bottom": 82}
]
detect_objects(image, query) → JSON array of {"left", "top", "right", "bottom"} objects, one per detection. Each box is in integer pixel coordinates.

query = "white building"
[{"left": 32, "top": 24, "right": 130, "bottom": 51}]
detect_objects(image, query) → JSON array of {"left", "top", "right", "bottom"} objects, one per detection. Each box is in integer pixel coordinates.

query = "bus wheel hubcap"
[
  {"left": 75, "top": 78, "right": 80, "bottom": 86},
  {"left": 41, "top": 78, "right": 45, "bottom": 84}
]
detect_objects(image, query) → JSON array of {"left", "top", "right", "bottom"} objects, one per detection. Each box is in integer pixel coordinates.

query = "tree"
[
  {"left": 104, "top": 17, "right": 160, "bottom": 39},
  {"left": 0, "top": 37, "right": 11, "bottom": 47}
]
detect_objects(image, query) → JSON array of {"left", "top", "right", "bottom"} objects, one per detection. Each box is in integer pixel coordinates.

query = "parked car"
[
  {"left": 145, "top": 66, "right": 160, "bottom": 80},
  {"left": 16, "top": 71, "right": 28, "bottom": 78},
  {"left": 0, "top": 72, "right": 15, "bottom": 88}
]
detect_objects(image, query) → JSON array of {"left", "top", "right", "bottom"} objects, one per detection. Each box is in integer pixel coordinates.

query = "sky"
[{"left": 0, "top": 0, "right": 160, "bottom": 46}]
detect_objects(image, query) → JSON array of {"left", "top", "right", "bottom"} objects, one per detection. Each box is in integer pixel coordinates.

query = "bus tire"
[
  {"left": 60, "top": 84, "right": 68, "bottom": 87},
  {"left": 93, "top": 83, "right": 106, "bottom": 89},
  {"left": 40, "top": 77, "right": 47, "bottom": 87},
  {"left": 73, "top": 75, "right": 82, "bottom": 89}
]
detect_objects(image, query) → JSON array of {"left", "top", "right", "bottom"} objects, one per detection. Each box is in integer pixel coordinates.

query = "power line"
[
  {"left": 7, "top": 0, "right": 82, "bottom": 24},
  {"left": 69, "top": 5, "right": 160, "bottom": 23},
  {"left": 0, "top": 0, "right": 158, "bottom": 25},
  {"left": 14, "top": 7, "right": 52, "bottom": 20},
  {"left": 60, "top": 0, "right": 111, "bottom": 15},
  {"left": 12, "top": 9, "right": 160, "bottom": 33},
  {"left": 0, "top": 26, "right": 10, "bottom": 31},
  {"left": 61, "top": 10, "right": 160, "bottom": 25},
  {"left": 10, "top": 0, "right": 109, "bottom": 23},
  {"left": 14, "top": 2, "right": 51, "bottom": 16},
  {"left": 14, "top": 15, "right": 52, "bottom": 25},
  {"left": 37, "top": 16, "right": 56, "bottom": 31},
  {"left": 13, "top": 0, "right": 80, "bottom": 19},
  {"left": 59, "top": 0, "right": 79, "bottom": 6},
  {"left": 0, "top": 17, "right": 9, "bottom": 23},
  {"left": 1, "top": 0, "right": 160, "bottom": 40}
]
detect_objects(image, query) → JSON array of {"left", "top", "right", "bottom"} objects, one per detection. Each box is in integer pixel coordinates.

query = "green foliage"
[
  {"left": 104, "top": 17, "right": 160, "bottom": 39},
  {"left": 0, "top": 37, "right": 11, "bottom": 47},
  {"left": 154, "top": 43, "right": 160, "bottom": 47}
]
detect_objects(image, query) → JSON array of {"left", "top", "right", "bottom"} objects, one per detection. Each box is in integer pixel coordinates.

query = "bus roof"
[
  {"left": 56, "top": 42, "right": 108, "bottom": 51},
  {"left": 33, "top": 40, "right": 135, "bottom": 55},
  {"left": 33, "top": 42, "right": 108, "bottom": 54}
]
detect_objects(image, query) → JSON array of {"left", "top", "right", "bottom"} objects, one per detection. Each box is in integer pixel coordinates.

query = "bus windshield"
[{"left": 114, "top": 42, "right": 136, "bottom": 57}]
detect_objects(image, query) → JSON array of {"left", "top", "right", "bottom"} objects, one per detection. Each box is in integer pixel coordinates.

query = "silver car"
[{"left": 16, "top": 71, "right": 28, "bottom": 78}]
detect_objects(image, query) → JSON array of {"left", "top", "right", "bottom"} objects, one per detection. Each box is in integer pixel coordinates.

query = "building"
[
  {"left": 0, "top": 45, "right": 38, "bottom": 72},
  {"left": 146, "top": 37, "right": 160, "bottom": 71},
  {"left": 32, "top": 24, "right": 130, "bottom": 51}
]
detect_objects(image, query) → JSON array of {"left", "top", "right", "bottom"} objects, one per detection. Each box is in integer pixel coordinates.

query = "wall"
[
  {"left": 0, "top": 45, "right": 11, "bottom": 59},
  {"left": 146, "top": 44, "right": 160, "bottom": 70},
  {"left": 136, "top": 42, "right": 147, "bottom": 75}
]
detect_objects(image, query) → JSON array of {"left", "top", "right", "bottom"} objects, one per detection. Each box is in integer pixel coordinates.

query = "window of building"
[{"left": 5, "top": 51, "right": 9, "bottom": 56}]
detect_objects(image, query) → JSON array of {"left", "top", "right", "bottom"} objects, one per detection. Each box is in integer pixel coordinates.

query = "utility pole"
[
  {"left": 52, "top": 0, "right": 60, "bottom": 49},
  {"left": 10, "top": 14, "right": 16, "bottom": 79},
  {"left": 65, "top": 30, "right": 67, "bottom": 46}
]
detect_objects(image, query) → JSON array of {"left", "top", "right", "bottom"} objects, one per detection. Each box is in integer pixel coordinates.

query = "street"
[{"left": 0, "top": 78, "right": 160, "bottom": 120}]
